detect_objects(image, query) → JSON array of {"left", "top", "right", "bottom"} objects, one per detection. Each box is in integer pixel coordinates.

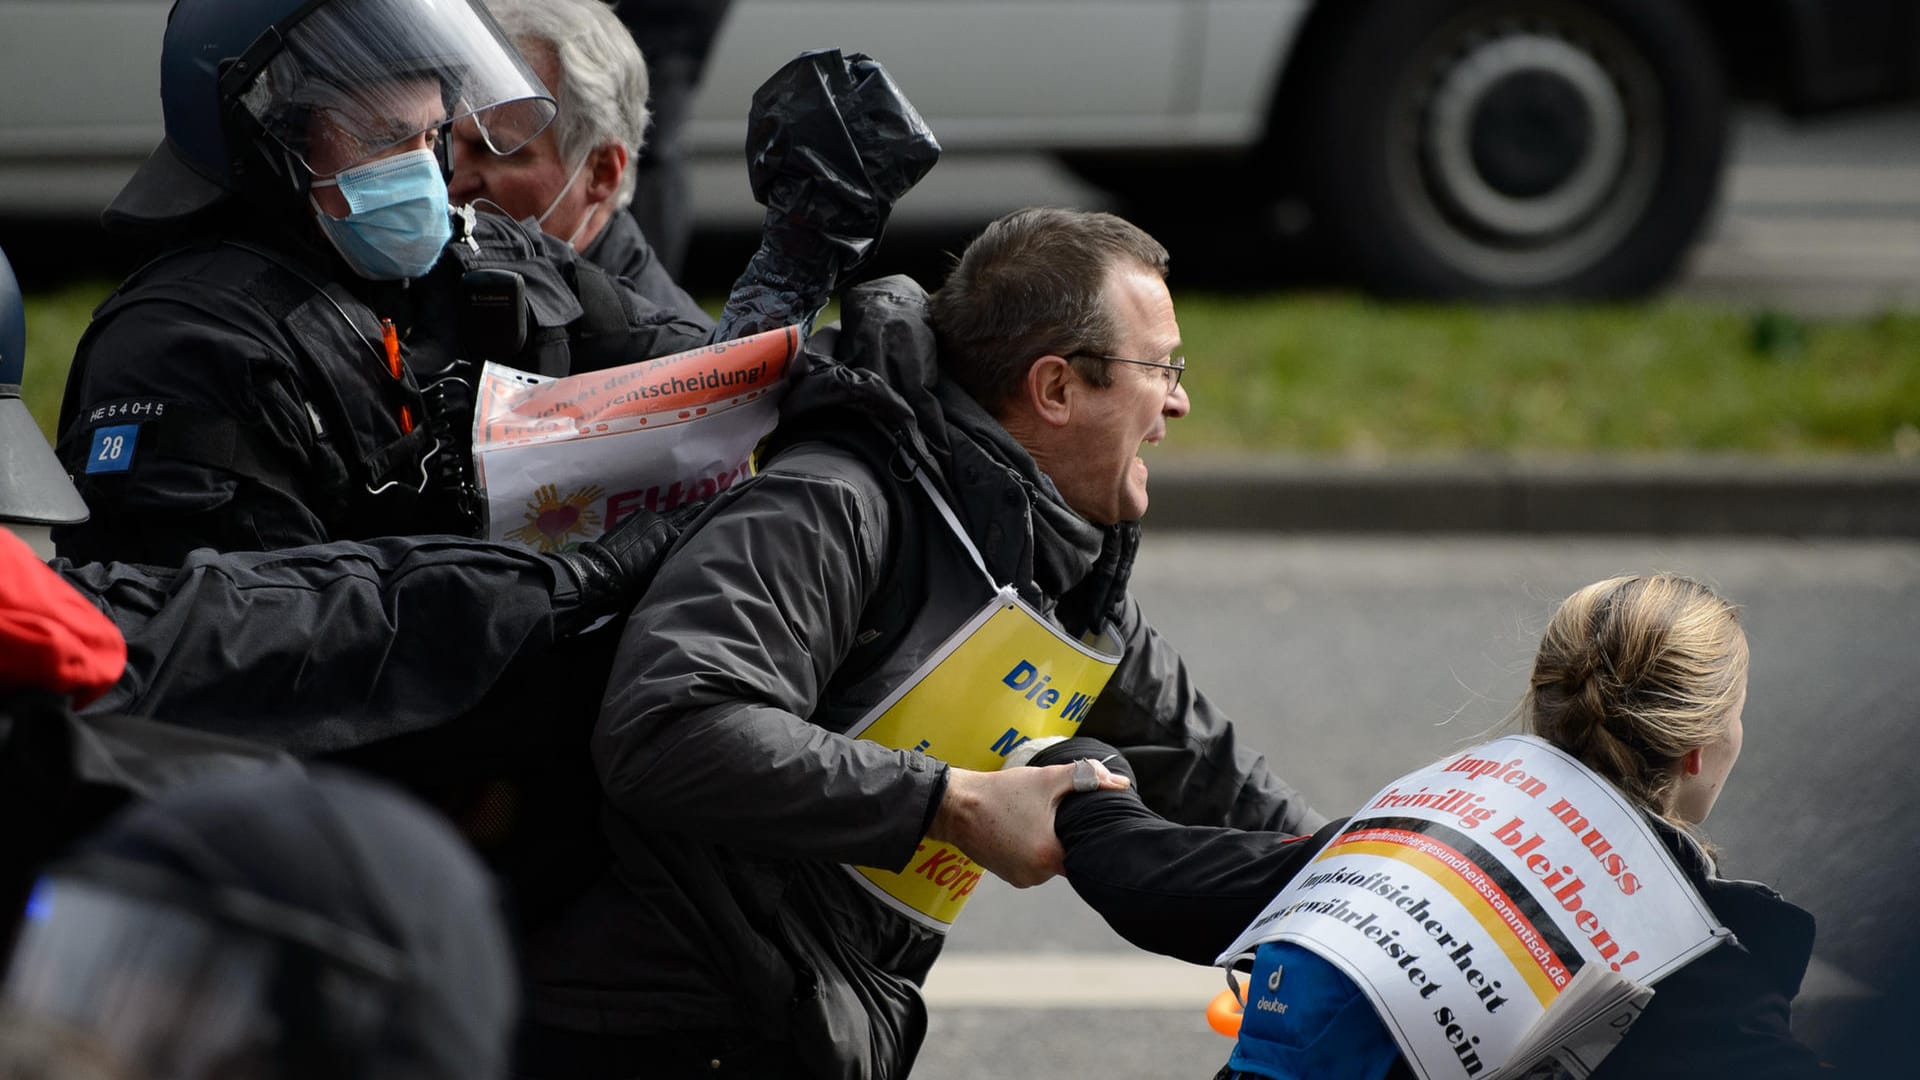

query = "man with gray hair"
[{"left": 451, "top": 0, "right": 701, "bottom": 319}]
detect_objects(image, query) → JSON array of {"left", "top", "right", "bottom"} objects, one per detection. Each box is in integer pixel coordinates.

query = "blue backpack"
[{"left": 1228, "top": 941, "right": 1403, "bottom": 1080}]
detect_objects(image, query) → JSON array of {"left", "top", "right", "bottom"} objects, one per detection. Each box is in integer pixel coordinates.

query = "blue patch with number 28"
[{"left": 86, "top": 424, "right": 140, "bottom": 474}]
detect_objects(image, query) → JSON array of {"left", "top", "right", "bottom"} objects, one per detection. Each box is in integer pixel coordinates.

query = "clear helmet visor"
[
  {"left": 2, "top": 875, "right": 398, "bottom": 1080},
  {"left": 235, "top": 0, "right": 556, "bottom": 177}
]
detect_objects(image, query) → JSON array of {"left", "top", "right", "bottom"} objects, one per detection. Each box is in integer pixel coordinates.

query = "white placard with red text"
[
  {"left": 472, "top": 326, "right": 800, "bottom": 550},
  {"left": 1216, "top": 735, "right": 1728, "bottom": 1080}
]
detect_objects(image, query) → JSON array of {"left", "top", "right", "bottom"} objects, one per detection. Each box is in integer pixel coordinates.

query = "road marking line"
[
  {"left": 1728, "top": 165, "right": 1920, "bottom": 207},
  {"left": 924, "top": 953, "right": 1882, "bottom": 1010},
  {"left": 923, "top": 953, "right": 1231, "bottom": 1008}
]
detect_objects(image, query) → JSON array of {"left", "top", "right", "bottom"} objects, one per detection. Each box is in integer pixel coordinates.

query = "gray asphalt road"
[
  {"left": 1683, "top": 106, "right": 1920, "bottom": 314},
  {"left": 915, "top": 532, "right": 1919, "bottom": 1078}
]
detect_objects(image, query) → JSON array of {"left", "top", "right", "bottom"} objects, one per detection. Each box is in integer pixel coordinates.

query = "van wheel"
[{"left": 1300, "top": 0, "right": 1728, "bottom": 299}]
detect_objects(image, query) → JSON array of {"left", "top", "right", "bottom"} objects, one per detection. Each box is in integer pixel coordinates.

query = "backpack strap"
[{"left": 767, "top": 422, "right": 940, "bottom": 699}]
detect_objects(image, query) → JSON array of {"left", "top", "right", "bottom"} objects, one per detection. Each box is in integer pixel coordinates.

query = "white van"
[{"left": 1, "top": 0, "right": 1915, "bottom": 297}]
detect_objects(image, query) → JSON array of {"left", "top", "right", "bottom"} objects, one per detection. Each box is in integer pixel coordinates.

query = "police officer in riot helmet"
[
  {"left": 1, "top": 235, "right": 672, "bottom": 801},
  {"left": 2, "top": 231, "right": 666, "bottom": 967},
  {"left": 53, "top": 0, "right": 936, "bottom": 565},
  {"left": 19, "top": 0, "right": 697, "bottom": 822},
  {"left": 41, "top": 13, "right": 937, "bottom": 1057},
  {"left": 0, "top": 767, "right": 518, "bottom": 1080},
  {"left": 50, "top": 0, "right": 709, "bottom": 563},
  {"left": 6, "top": 229, "right": 512, "bottom": 1080}
]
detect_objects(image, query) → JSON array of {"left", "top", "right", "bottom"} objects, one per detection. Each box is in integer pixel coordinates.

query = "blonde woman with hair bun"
[
  {"left": 1520, "top": 575, "right": 1749, "bottom": 837},
  {"left": 1018, "top": 574, "right": 1828, "bottom": 1079}
]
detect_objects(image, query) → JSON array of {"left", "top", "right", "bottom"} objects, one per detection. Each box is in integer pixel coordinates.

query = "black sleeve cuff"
[
  {"left": 1028, "top": 736, "right": 1137, "bottom": 784},
  {"left": 918, "top": 760, "right": 950, "bottom": 839}
]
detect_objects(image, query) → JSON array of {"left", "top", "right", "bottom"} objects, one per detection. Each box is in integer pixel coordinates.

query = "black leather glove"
[
  {"left": 549, "top": 506, "right": 681, "bottom": 633},
  {"left": 715, "top": 49, "right": 942, "bottom": 339}
]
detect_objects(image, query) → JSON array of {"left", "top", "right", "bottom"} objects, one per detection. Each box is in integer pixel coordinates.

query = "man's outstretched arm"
[
  {"left": 1030, "top": 737, "right": 1341, "bottom": 965},
  {"left": 60, "top": 512, "right": 674, "bottom": 755}
]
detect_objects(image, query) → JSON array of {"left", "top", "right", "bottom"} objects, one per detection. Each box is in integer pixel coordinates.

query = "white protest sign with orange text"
[{"left": 473, "top": 326, "right": 800, "bottom": 551}]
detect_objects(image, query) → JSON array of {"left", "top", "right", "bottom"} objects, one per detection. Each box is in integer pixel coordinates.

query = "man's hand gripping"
[{"left": 926, "top": 755, "right": 1128, "bottom": 888}]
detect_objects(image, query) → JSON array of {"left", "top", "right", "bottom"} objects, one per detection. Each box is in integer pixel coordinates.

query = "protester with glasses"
[
  {"left": 1077, "top": 351, "right": 1187, "bottom": 389},
  {"left": 541, "top": 207, "right": 1322, "bottom": 1077}
]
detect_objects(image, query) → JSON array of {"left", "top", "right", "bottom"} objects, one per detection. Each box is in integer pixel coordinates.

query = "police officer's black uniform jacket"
[
  {"left": 54, "top": 206, "right": 712, "bottom": 564},
  {"left": 49, "top": 203, "right": 714, "bottom": 934},
  {"left": 1033, "top": 738, "right": 1829, "bottom": 1080},
  {"left": 47, "top": 526, "right": 657, "bottom": 929},
  {"left": 521, "top": 276, "right": 1324, "bottom": 1078}
]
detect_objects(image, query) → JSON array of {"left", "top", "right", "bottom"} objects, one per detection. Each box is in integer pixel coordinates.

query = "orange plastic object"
[
  {"left": 1206, "top": 974, "right": 1248, "bottom": 1038},
  {"left": 381, "top": 317, "right": 414, "bottom": 434}
]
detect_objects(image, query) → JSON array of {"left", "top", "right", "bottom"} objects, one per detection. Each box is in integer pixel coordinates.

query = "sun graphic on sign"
[{"left": 508, "top": 483, "right": 604, "bottom": 551}]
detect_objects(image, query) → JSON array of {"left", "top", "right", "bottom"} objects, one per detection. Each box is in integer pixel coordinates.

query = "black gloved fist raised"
[
  {"left": 717, "top": 50, "right": 941, "bottom": 340},
  {"left": 744, "top": 49, "right": 942, "bottom": 262}
]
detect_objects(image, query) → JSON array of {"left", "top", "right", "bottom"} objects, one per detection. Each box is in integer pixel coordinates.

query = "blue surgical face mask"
[{"left": 310, "top": 148, "right": 453, "bottom": 281}]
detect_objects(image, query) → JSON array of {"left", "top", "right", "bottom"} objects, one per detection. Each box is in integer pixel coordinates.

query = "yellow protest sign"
[{"left": 847, "top": 589, "right": 1120, "bottom": 930}]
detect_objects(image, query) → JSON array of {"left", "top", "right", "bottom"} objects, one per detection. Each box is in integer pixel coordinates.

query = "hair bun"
[{"left": 1521, "top": 574, "right": 1747, "bottom": 825}]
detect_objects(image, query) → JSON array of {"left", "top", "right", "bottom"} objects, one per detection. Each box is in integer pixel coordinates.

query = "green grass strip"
[
  {"left": 20, "top": 284, "right": 1920, "bottom": 456},
  {"left": 1174, "top": 293, "right": 1920, "bottom": 455}
]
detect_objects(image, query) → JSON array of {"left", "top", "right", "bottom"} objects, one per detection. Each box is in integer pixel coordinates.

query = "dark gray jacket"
[
  {"left": 526, "top": 276, "right": 1321, "bottom": 1078},
  {"left": 579, "top": 210, "right": 705, "bottom": 323}
]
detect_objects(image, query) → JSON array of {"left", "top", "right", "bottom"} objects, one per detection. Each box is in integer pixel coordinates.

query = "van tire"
[{"left": 1299, "top": 0, "right": 1729, "bottom": 299}]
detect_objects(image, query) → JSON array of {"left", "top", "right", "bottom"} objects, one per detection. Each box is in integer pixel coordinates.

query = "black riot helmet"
[
  {"left": 107, "top": 0, "right": 556, "bottom": 227},
  {"left": 0, "top": 246, "right": 89, "bottom": 528},
  {"left": 0, "top": 767, "right": 517, "bottom": 1080}
]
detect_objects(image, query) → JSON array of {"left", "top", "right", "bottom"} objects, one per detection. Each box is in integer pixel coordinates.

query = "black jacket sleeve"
[
  {"left": 1032, "top": 737, "right": 1341, "bottom": 966},
  {"left": 1598, "top": 947, "right": 1828, "bottom": 1079},
  {"left": 58, "top": 536, "right": 588, "bottom": 756},
  {"left": 1594, "top": 881, "right": 1830, "bottom": 1080}
]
